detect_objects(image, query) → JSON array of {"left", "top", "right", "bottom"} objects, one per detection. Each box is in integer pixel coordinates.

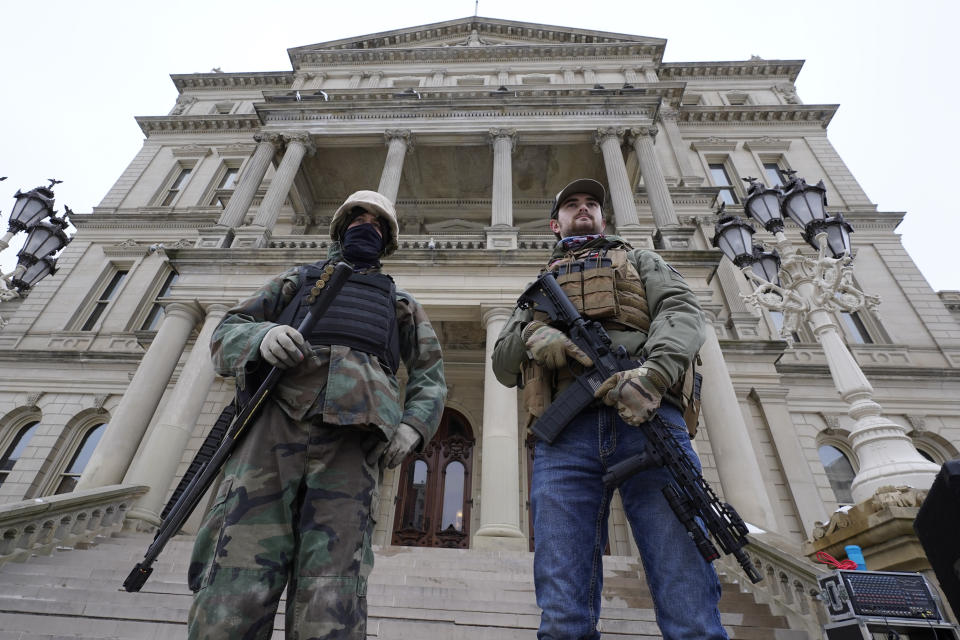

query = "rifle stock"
[
  {"left": 518, "top": 270, "right": 762, "bottom": 584},
  {"left": 123, "top": 261, "right": 353, "bottom": 592}
]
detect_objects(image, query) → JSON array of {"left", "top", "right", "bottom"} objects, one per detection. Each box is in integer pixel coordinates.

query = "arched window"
[
  {"left": 818, "top": 444, "right": 855, "bottom": 505},
  {"left": 400, "top": 460, "right": 429, "bottom": 531},
  {"left": 441, "top": 461, "right": 465, "bottom": 532},
  {"left": 54, "top": 423, "right": 107, "bottom": 494},
  {"left": 0, "top": 421, "right": 39, "bottom": 487}
]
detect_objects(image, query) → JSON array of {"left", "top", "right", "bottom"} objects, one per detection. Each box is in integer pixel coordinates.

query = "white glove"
[
  {"left": 383, "top": 423, "right": 422, "bottom": 469},
  {"left": 362, "top": 432, "right": 388, "bottom": 466},
  {"left": 259, "top": 325, "right": 306, "bottom": 369}
]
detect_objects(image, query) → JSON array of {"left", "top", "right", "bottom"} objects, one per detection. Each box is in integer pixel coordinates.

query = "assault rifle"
[
  {"left": 123, "top": 261, "right": 353, "bottom": 592},
  {"left": 517, "top": 272, "right": 762, "bottom": 584}
]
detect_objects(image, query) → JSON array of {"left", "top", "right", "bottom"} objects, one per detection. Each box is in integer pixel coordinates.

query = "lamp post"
[
  {"left": 1, "top": 180, "right": 72, "bottom": 306},
  {"left": 711, "top": 175, "right": 939, "bottom": 504}
]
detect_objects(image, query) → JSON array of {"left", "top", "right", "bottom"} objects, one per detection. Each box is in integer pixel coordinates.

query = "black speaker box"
[{"left": 915, "top": 459, "right": 960, "bottom": 621}]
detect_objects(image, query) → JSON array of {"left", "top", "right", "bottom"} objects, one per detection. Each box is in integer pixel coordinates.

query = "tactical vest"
[
  {"left": 521, "top": 247, "right": 702, "bottom": 437},
  {"left": 276, "top": 262, "right": 401, "bottom": 374}
]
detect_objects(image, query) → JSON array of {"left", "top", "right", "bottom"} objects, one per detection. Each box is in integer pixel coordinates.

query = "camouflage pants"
[{"left": 187, "top": 400, "right": 380, "bottom": 640}]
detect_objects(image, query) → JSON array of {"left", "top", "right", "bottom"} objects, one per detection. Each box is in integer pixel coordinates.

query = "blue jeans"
[{"left": 531, "top": 403, "right": 727, "bottom": 640}]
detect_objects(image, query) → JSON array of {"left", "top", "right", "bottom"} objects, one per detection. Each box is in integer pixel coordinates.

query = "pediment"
[{"left": 289, "top": 16, "right": 665, "bottom": 55}]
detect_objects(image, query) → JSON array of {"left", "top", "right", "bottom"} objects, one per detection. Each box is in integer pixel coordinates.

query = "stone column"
[
  {"left": 629, "top": 126, "right": 679, "bottom": 229},
  {"left": 562, "top": 68, "right": 576, "bottom": 84},
  {"left": 124, "top": 302, "right": 231, "bottom": 525},
  {"left": 486, "top": 129, "right": 518, "bottom": 250},
  {"left": 233, "top": 132, "right": 315, "bottom": 248},
  {"left": 430, "top": 69, "right": 446, "bottom": 86},
  {"left": 699, "top": 322, "right": 779, "bottom": 530},
  {"left": 582, "top": 68, "right": 597, "bottom": 84},
  {"left": 366, "top": 71, "right": 383, "bottom": 88},
  {"left": 474, "top": 307, "right": 526, "bottom": 550},
  {"left": 621, "top": 67, "right": 640, "bottom": 84},
  {"left": 200, "top": 134, "right": 278, "bottom": 247},
  {"left": 641, "top": 66, "right": 659, "bottom": 82},
  {"left": 489, "top": 128, "right": 516, "bottom": 227},
  {"left": 378, "top": 130, "right": 412, "bottom": 203},
  {"left": 75, "top": 300, "right": 203, "bottom": 490},
  {"left": 594, "top": 127, "right": 640, "bottom": 229}
]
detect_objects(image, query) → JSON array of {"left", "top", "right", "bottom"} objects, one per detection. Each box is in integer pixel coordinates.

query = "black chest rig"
[{"left": 276, "top": 262, "right": 401, "bottom": 373}]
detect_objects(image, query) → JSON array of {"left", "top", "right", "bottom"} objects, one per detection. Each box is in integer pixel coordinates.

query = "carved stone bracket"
[
  {"left": 384, "top": 129, "right": 414, "bottom": 153},
  {"left": 281, "top": 131, "right": 317, "bottom": 156},
  {"left": 487, "top": 128, "right": 517, "bottom": 153},
  {"left": 593, "top": 126, "right": 625, "bottom": 151}
]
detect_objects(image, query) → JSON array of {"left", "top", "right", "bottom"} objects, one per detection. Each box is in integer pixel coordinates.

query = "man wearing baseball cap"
[
  {"left": 493, "top": 179, "right": 725, "bottom": 638},
  {"left": 187, "top": 190, "right": 447, "bottom": 640}
]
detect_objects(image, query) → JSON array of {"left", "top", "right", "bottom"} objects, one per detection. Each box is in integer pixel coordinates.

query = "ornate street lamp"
[
  {"left": 1, "top": 180, "right": 72, "bottom": 304},
  {"left": 711, "top": 175, "right": 939, "bottom": 504}
]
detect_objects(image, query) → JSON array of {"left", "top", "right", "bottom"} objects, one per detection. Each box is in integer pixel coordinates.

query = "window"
[
  {"left": 0, "top": 421, "right": 39, "bottom": 487},
  {"left": 818, "top": 444, "right": 855, "bottom": 504},
  {"left": 726, "top": 91, "right": 750, "bottom": 106},
  {"left": 709, "top": 162, "right": 739, "bottom": 205},
  {"left": 210, "top": 166, "right": 240, "bottom": 208},
  {"left": 441, "top": 461, "right": 466, "bottom": 532},
  {"left": 159, "top": 166, "right": 193, "bottom": 206},
  {"left": 763, "top": 162, "right": 788, "bottom": 187},
  {"left": 54, "top": 423, "right": 107, "bottom": 494},
  {"left": 80, "top": 269, "right": 129, "bottom": 331},
  {"left": 840, "top": 311, "right": 874, "bottom": 344},
  {"left": 139, "top": 271, "right": 180, "bottom": 331}
]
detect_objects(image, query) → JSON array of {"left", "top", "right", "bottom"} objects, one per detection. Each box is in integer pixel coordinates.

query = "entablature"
[
  {"left": 677, "top": 104, "right": 837, "bottom": 127},
  {"left": 171, "top": 72, "right": 294, "bottom": 91},
  {"left": 660, "top": 60, "right": 803, "bottom": 82}
]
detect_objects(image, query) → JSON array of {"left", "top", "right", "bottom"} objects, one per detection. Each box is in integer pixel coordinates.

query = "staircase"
[{"left": 0, "top": 531, "right": 809, "bottom": 639}]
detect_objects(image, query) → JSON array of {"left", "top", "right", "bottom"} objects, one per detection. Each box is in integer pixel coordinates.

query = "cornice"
[
  {"left": 677, "top": 105, "right": 837, "bottom": 128},
  {"left": 136, "top": 114, "right": 262, "bottom": 135},
  {"left": 171, "top": 72, "right": 294, "bottom": 91},
  {"left": 292, "top": 42, "right": 663, "bottom": 68},
  {"left": 290, "top": 17, "right": 665, "bottom": 55},
  {"left": 659, "top": 60, "right": 803, "bottom": 82}
]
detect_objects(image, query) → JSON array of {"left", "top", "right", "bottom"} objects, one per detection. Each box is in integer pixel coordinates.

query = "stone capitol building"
[{"left": 0, "top": 16, "right": 958, "bottom": 638}]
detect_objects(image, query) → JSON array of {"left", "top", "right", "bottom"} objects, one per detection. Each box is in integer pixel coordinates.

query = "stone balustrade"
[
  {"left": 0, "top": 484, "right": 148, "bottom": 566},
  {"left": 715, "top": 532, "right": 829, "bottom": 639}
]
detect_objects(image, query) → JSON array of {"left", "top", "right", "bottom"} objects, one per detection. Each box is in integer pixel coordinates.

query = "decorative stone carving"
[
  {"left": 384, "top": 129, "right": 414, "bottom": 153},
  {"left": 170, "top": 95, "right": 197, "bottom": 115},
  {"left": 25, "top": 392, "right": 44, "bottom": 408},
  {"left": 171, "top": 144, "right": 211, "bottom": 157},
  {"left": 868, "top": 485, "right": 925, "bottom": 510},
  {"left": 487, "top": 128, "right": 517, "bottom": 152},
  {"left": 281, "top": 131, "right": 317, "bottom": 155},
  {"left": 809, "top": 485, "right": 928, "bottom": 542},
  {"left": 593, "top": 126, "right": 625, "bottom": 150},
  {"left": 773, "top": 83, "right": 800, "bottom": 105},
  {"left": 820, "top": 414, "right": 841, "bottom": 432},
  {"left": 906, "top": 415, "right": 926, "bottom": 432}
]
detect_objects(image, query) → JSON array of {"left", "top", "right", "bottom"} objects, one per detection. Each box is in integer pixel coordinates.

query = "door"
[{"left": 391, "top": 408, "right": 475, "bottom": 548}]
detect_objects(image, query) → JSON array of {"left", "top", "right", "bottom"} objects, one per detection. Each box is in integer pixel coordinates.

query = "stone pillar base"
[
  {"left": 485, "top": 227, "right": 518, "bottom": 250},
  {"left": 654, "top": 226, "right": 695, "bottom": 250},
  {"left": 195, "top": 225, "right": 233, "bottom": 248},
  {"left": 231, "top": 225, "right": 271, "bottom": 249},
  {"left": 803, "top": 486, "right": 930, "bottom": 572},
  {"left": 473, "top": 526, "right": 528, "bottom": 551}
]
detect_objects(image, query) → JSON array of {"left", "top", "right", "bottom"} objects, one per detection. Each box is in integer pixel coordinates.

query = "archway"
[{"left": 391, "top": 408, "right": 475, "bottom": 548}]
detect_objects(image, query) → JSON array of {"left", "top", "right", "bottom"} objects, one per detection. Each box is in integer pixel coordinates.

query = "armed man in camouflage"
[
  {"left": 492, "top": 179, "right": 726, "bottom": 639},
  {"left": 187, "top": 190, "right": 447, "bottom": 640}
]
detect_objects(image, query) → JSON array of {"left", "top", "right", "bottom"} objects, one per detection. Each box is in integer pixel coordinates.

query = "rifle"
[
  {"left": 517, "top": 271, "right": 762, "bottom": 584},
  {"left": 123, "top": 261, "right": 353, "bottom": 592}
]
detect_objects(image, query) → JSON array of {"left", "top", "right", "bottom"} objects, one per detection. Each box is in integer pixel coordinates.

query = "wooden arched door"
[{"left": 391, "top": 408, "right": 474, "bottom": 548}]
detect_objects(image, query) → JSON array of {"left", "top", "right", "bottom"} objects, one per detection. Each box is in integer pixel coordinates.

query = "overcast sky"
[{"left": 2, "top": 0, "right": 957, "bottom": 292}]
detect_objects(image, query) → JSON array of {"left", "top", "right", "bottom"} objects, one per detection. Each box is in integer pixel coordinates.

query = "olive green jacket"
[{"left": 491, "top": 235, "right": 705, "bottom": 403}]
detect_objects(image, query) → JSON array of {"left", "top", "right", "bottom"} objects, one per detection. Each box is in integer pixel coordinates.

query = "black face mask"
[{"left": 341, "top": 223, "right": 384, "bottom": 267}]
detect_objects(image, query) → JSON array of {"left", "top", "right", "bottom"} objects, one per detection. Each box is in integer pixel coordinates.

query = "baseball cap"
[{"left": 550, "top": 179, "right": 606, "bottom": 218}]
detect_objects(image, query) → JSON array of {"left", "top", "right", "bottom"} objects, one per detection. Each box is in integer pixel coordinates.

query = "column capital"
[
  {"left": 253, "top": 132, "right": 282, "bottom": 147},
  {"left": 593, "top": 126, "right": 626, "bottom": 150},
  {"left": 280, "top": 131, "right": 316, "bottom": 156},
  {"left": 488, "top": 128, "right": 517, "bottom": 152},
  {"left": 384, "top": 129, "right": 414, "bottom": 153},
  {"left": 481, "top": 305, "right": 514, "bottom": 328},
  {"left": 201, "top": 300, "right": 235, "bottom": 316},
  {"left": 161, "top": 299, "right": 204, "bottom": 325},
  {"left": 629, "top": 125, "right": 659, "bottom": 141}
]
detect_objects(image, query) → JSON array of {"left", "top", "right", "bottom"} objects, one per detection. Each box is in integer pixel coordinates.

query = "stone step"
[{"left": 0, "top": 530, "right": 807, "bottom": 639}]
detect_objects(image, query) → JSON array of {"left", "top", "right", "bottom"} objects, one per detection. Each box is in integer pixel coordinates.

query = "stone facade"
[{"left": 1, "top": 17, "right": 958, "bottom": 562}]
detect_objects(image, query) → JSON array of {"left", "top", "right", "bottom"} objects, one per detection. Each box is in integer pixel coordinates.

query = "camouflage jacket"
[
  {"left": 491, "top": 235, "right": 704, "bottom": 401},
  {"left": 211, "top": 243, "right": 447, "bottom": 448}
]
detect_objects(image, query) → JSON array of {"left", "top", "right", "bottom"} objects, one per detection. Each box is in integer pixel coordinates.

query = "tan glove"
[
  {"left": 259, "top": 325, "right": 306, "bottom": 369},
  {"left": 383, "top": 423, "right": 422, "bottom": 469},
  {"left": 523, "top": 321, "right": 593, "bottom": 369},
  {"left": 594, "top": 366, "right": 667, "bottom": 426}
]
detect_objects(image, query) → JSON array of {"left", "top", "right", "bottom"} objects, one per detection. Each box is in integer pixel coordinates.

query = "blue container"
[{"left": 845, "top": 544, "right": 867, "bottom": 570}]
